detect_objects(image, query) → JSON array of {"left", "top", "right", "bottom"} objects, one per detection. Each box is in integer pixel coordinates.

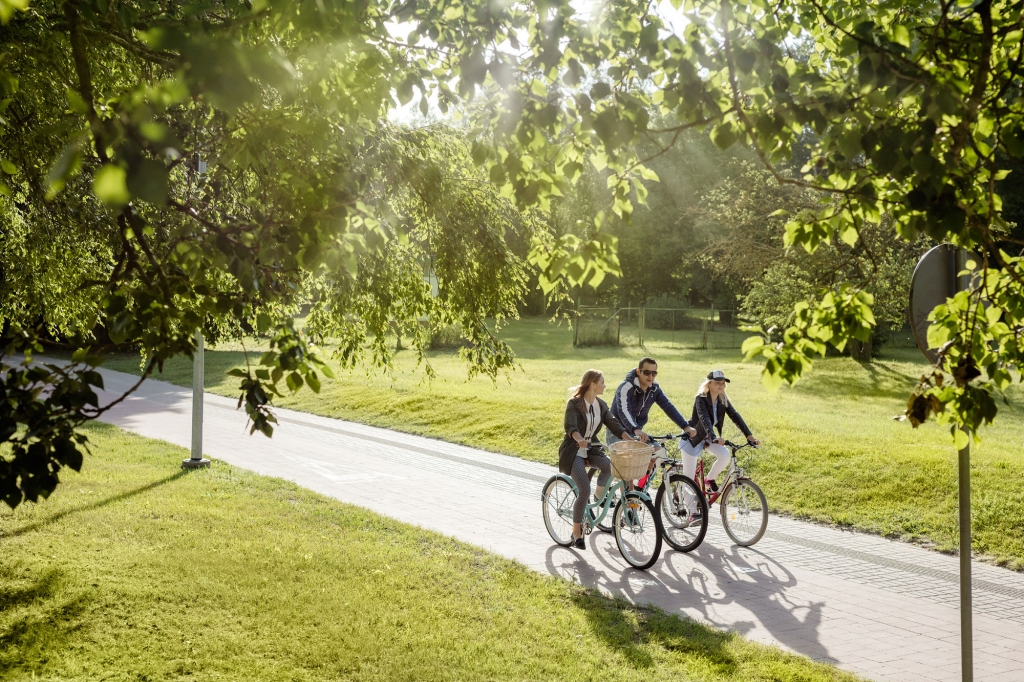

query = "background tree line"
[{"left": 534, "top": 126, "right": 938, "bottom": 361}]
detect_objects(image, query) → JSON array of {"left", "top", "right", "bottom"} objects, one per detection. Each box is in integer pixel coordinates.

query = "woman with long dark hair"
[{"left": 558, "top": 369, "right": 632, "bottom": 549}]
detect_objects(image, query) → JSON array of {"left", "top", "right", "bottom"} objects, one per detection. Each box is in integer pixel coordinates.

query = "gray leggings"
[{"left": 570, "top": 449, "right": 612, "bottom": 524}]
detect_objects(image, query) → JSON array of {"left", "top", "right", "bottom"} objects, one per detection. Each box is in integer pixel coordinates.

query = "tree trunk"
[{"left": 849, "top": 337, "right": 873, "bottom": 362}]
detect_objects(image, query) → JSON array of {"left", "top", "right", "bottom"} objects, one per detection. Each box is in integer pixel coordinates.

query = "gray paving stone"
[{"left": 89, "top": 366, "right": 1024, "bottom": 682}]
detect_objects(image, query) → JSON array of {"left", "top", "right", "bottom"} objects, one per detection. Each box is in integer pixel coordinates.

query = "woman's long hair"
[
  {"left": 570, "top": 369, "right": 604, "bottom": 400},
  {"left": 696, "top": 378, "right": 730, "bottom": 406}
]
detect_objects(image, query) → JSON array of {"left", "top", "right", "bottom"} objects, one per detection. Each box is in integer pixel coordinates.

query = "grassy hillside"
[
  {"left": 0, "top": 423, "right": 859, "bottom": 681},
  {"left": 102, "top": 318, "right": 1024, "bottom": 569}
]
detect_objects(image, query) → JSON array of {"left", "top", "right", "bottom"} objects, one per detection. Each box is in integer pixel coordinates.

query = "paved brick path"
[{"left": 94, "top": 368, "right": 1024, "bottom": 682}]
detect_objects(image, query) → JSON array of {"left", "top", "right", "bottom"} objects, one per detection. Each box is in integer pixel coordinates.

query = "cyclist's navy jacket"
[{"left": 610, "top": 368, "right": 689, "bottom": 433}]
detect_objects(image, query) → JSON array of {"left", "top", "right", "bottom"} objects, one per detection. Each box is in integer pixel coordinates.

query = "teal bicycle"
[{"left": 541, "top": 443, "right": 664, "bottom": 570}]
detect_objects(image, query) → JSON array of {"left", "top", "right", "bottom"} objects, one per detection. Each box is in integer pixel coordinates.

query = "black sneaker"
[{"left": 572, "top": 536, "right": 586, "bottom": 550}]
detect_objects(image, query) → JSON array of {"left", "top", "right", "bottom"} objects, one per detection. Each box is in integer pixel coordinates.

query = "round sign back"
[{"left": 908, "top": 244, "right": 980, "bottom": 364}]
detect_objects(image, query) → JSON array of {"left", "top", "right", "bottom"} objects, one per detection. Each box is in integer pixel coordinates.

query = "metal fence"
[
  {"left": 575, "top": 307, "right": 920, "bottom": 352},
  {"left": 575, "top": 306, "right": 748, "bottom": 349}
]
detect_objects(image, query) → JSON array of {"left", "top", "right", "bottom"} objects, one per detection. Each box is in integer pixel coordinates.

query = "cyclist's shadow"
[
  {"left": 540, "top": 540, "right": 765, "bottom": 671},
  {"left": 655, "top": 540, "right": 832, "bottom": 664},
  {"left": 542, "top": 544, "right": 754, "bottom": 675}
]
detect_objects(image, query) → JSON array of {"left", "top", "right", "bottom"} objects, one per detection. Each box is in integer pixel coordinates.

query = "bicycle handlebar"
[
  {"left": 723, "top": 439, "right": 759, "bottom": 451},
  {"left": 648, "top": 433, "right": 687, "bottom": 442},
  {"left": 591, "top": 436, "right": 760, "bottom": 452}
]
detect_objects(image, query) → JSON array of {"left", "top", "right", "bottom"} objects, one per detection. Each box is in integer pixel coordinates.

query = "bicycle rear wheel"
[
  {"left": 655, "top": 473, "right": 708, "bottom": 552},
  {"left": 613, "top": 492, "right": 663, "bottom": 570},
  {"left": 542, "top": 475, "right": 577, "bottom": 546},
  {"left": 720, "top": 478, "right": 768, "bottom": 546}
]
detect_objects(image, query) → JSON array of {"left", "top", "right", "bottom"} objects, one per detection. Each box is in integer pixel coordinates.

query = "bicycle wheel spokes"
[
  {"left": 720, "top": 479, "right": 768, "bottom": 547},
  {"left": 613, "top": 494, "right": 662, "bottom": 570},
  {"left": 655, "top": 473, "right": 708, "bottom": 553},
  {"left": 542, "top": 476, "right": 577, "bottom": 546}
]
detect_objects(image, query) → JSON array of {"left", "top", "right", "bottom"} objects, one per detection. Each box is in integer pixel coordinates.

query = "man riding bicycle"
[{"left": 608, "top": 357, "right": 696, "bottom": 449}]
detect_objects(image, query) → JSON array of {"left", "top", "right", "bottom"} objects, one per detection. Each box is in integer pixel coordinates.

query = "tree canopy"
[{"left": 3, "top": 0, "right": 1024, "bottom": 506}]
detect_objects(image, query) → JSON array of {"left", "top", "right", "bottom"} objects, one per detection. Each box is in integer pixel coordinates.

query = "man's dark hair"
[{"left": 638, "top": 357, "right": 657, "bottom": 369}]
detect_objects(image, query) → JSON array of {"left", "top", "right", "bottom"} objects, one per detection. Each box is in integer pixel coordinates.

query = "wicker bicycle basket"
[{"left": 608, "top": 440, "right": 657, "bottom": 481}]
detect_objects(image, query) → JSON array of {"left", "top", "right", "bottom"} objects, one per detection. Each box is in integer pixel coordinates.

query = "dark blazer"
[
  {"left": 687, "top": 393, "right": 752, "bottom": 447},
  {"left": 558, "top": 396, "right": 627, "bottom": 475}
]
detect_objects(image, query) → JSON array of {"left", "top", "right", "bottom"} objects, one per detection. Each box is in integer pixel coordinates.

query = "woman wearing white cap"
[{"left": 681, "top": 369, "right": 760, "bottom": 501}]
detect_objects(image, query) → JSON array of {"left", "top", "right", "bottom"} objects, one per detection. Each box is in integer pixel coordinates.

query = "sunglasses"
[{"left": 640, "top": 369, "right": 658, "bottom": 377}]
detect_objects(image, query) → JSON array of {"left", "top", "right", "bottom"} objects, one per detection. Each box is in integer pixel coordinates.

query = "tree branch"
[{"left": 64, "top": 0, "right": 108, "bottom": 164}]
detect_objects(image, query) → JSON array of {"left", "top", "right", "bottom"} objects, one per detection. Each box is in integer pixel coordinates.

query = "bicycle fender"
[
  {"left": 541, "top": 474, "right": 579, "bottom": 500},
  {"left": 623, "top": 489, "right": 653, "bottom": 504}
]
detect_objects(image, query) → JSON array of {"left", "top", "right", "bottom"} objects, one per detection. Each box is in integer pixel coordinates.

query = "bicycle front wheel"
[
  {"left": 720, "top": 478, "right": 768, "bottom": 546},
  {"left": 655, "top": 473, "right": 708, "bottom": 552},
  {"left": 613, "top": 492, "right": 663, "bottom": 570},
  {"left": 542, "top": 475, "right": 577, "bottom": 546}
]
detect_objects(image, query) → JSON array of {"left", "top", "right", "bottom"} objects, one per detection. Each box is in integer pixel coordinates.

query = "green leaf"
[
  {"left": 761, "top": 366, "right": 784, "bottom": 392},
  {"left": 1, "top": 159, "right": 16, "bottom": 174},
  {"left": 839, "top": 225, "right": 858, "bottom": 247},
  {"left": 126, "top": 159, "right": 169, "bottom": 205},
  {"left": 0, "top": 0, "right": 28, "bottom": 24},
  {"left": 892, "top": 25, "right": 910, "bottom": 47},
  {"left": 711, "top": 122, "right": 737, "bottom": 150},
  {"left": 45, "top": 144, "right": 83, "bottom": 197},
  {"left": 93, "top": 165, "right": 130, "bottom": 207},
  {"left": 741, "top": 335, "right": 765, "bottom": 355},
  {"left": 590, "top": 82, "right": 611, "bottom": 100}
]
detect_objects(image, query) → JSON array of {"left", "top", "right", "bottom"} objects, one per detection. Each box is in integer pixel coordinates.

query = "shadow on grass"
[
  {"left": 0, "top": 566, "right": 63, "bottom": 611},
  {"left": 0, "top": 567, "right": 92, "bottom": 676},
  {"left": 546, "top": 546, "right": 739, "bottom": 673},
  {"left": 788, "top": 359, "right": 918, "bottom": 402},
  {"left": 1, "top": 470, "right": 189, "bottom": 541},
  {"left": 569, "top": 587, "right": 739, "bottom": 674}
]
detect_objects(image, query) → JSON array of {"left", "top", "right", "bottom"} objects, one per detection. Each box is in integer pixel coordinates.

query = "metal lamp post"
[{"left": 182, "top": 328, "right": 210, "bottom": 469}]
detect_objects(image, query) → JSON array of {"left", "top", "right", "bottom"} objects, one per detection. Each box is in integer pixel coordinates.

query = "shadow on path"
[{"left": 541, "top": 529, "right": 835, "bottom": 665}]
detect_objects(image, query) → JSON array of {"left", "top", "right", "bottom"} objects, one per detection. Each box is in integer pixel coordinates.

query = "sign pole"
[
  {"left": 183, "top": 328, "right": 210, "bottom": 469},
  {"left": 959, "top": 430, "right": 973, "bottom": 682},
  {"left": 909, "top": 244, "right": 980, "bottom": 682},
  {"left": 954, "top": 250, "right": 973, "bottom": 682}
]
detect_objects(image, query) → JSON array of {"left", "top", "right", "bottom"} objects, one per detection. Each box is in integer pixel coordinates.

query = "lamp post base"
[{"left": 181, "top": 457, "right": 211, "bottom": 469}]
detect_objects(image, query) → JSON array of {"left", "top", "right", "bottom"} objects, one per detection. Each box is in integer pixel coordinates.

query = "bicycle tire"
[
  {"left": 541, "top": 475, "right": 577, "bottom": 547},
  {"left": 655, "top": 473, "right": 709, "bottom": 552},
  {"left": 613, "top": 492, "right": 663, "bottom": 570},
  {"left": 720, "top": 478, "right": 768, "bottom": 546}
]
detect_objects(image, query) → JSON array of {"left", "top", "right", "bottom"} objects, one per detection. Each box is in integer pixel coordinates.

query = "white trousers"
[{"left": 679, "top": 440, "right": 730, "bottom": 481}]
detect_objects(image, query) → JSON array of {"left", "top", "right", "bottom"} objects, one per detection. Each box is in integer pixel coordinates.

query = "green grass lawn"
[
  {"left": 0, "top": 423, "right": 859, "bottom": 681},
  {"left": 101, "top": 318, "right": 1024, "bottom": 570}
]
